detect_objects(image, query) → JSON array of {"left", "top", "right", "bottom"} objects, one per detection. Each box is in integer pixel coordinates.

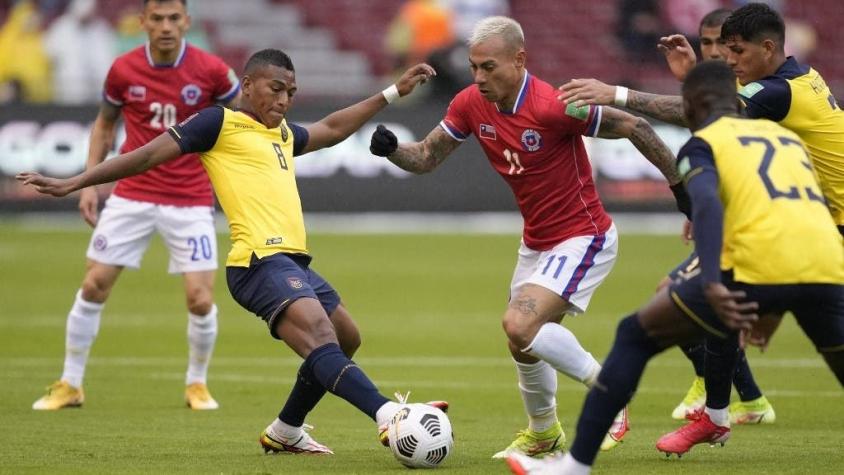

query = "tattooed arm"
[
  {"left": 596, "top": 107, "right": 682, "bottom": 185},
  {"left": 372, "top": 125, "right": 462, "bottom": 174},
  {"left": 558, "top": 78, "right": 688, "bottom": 127}
]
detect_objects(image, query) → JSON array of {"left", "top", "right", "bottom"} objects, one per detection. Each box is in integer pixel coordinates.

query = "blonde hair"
[{"left": 468, "top": 16, "right": 525, "bottom": 50}]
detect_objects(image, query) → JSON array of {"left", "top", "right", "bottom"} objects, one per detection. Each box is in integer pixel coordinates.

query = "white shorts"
[
  {"left": 87, "top": 195, "right": 218, "bottom": 274},
  {"left": 509, "top": 223, "right": 618, "bottom": 314}
]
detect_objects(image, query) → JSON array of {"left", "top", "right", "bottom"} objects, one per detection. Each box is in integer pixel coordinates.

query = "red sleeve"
[
  {"left": 555, "top": 102, "right": 603, "bottom": 137},
  {"left": 439, "top": 90, "right": 472, "bottom": 141},
  {"left": 102, "top": 60, "right": 125, "bottom": 106},
  {"left": 208, "top": 55, "right": 240, "bottom": 103}
]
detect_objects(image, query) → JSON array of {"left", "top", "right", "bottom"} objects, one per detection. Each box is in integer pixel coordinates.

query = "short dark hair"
[
  {"left": 699, "top": 8, "right": 732, "bottom": 30},
  {"left": 682, "top": 60, "right": 737, "bottom": 107},
  {"left": 244, "top": 49, "right": 295, "bottom": 74},
  {"left": 144, "top": 0, "right": 187, "bottom": 5},
  {"left": 720, "top": 3, "right": 785, "bottom": 45}
]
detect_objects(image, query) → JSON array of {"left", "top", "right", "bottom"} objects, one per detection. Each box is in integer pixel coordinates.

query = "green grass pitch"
[{"left": 0, "top": 224, "right": 841, "bottom": 474}]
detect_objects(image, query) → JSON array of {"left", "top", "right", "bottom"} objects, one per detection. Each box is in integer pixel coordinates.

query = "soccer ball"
[{"left": 387, "top": 403, "right": 454, "bottom": 468}]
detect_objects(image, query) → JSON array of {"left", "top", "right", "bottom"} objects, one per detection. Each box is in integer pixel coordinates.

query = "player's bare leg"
[
  {"left": 33, "top": 260, "right": 122, "bottom": 410},
  {"left": 182, "top": 270, "right": 219, "bottom": 410}
]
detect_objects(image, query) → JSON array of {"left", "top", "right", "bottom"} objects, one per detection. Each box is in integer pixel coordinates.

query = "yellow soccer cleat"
[
  {"left": 185, "top": 382, "right": 219, "bottom": 410},
  {"left": 491, "top": 422, "right": 565, "bottom": 459},
  {"left": 600, "top": 406, "right": 630, "bottom": 451},
  {"left": 729, "top": 396, "right": 776, "bottom": 425},
  {"left": 32, "top": 380, "right": 84, "bottom": 410},
  {"left": 671, "top": 376, "right": 706, "bottom": 420}
]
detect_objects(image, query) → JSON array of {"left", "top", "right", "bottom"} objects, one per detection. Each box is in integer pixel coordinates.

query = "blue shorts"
[
  {"left": 226, "top": 252, "right": 341, "bottom": 339},
  {"left": 669, "top": 269, "right": 844, "bottom": 352}
]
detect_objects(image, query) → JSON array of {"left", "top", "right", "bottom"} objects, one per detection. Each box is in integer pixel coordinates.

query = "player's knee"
[
  {"left": 186, "top": 287, "right": 214, "bottom": 315},
  {"left": 616, "top": 313, "right": 662, "bottom": 354},
  {"left": 80, "top": 274, "right": 113, "bottom": 303},
  {"left": 501, "top": 312, "right": 536, "bottom": 349}
]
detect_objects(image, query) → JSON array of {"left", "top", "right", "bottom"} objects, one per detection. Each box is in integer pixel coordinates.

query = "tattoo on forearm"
[
  {"left": 627, "top": 92, "right": 688, "bottom": 127},
  {"left": 509, "top": 295, "right": 540, "bottom": 318},
  {"left": 388, "top": 127, "right": 456, "bottom": 174},
  {"left": 629, "top": 119, "right": 681, "bottom": 184}
]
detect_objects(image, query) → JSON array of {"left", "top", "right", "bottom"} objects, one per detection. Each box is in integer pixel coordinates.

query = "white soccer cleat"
[
  {"left": 506, "top": 451, "right": 567, "bottom": 475},
  {"left": 260, "top": 423, "right": 333, "bottom": 454}
]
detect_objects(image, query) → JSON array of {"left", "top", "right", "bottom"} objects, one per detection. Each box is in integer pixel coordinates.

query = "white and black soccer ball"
[{"left": 387, "top": 403, "right": 454, "bottom": 469}]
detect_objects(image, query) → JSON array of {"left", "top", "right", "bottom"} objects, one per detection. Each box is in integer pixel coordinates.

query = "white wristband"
[
  {"left": 614, "top": 86, "right": 629, "bottom": 107},
  {"left": 382, "top": 84, "right": 400, "bottom": 104}
]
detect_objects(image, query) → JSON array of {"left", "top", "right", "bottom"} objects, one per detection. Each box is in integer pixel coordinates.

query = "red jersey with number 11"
[
  {"left": 103, "top": 41, "right": 240, "bottom": 206},
  {"left": 440, "top": 72, "right": 612, "bottom": 250}
]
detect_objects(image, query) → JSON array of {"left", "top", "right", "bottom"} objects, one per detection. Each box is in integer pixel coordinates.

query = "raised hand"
[
  {"left": 16, "top": 172, "right": 76, "bottom": 198},
  {"left": 557, "top": 78, "right": 616, "bottom": 108},
  {"left": 396, "top": 63, "right": 437, "bottom": 97},
  {"left": 657, "top": 34, "right": 697, "bottom": 81}
]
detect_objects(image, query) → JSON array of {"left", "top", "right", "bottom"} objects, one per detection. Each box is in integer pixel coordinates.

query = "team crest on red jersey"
[
  {"left": 181, "top": 84, "right": 202, "bottom": 106},
  {"left": 520, "top": 129, "right": 542, "bottom": 152},
  {"left": 128, "top": 85, "right": 146, "bottom": 102}
]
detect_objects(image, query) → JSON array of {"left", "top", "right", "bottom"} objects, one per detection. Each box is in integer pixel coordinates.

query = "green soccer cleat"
[
  {"left": 32, "top": 380, "right": 84, "bottom": 410},
  {"left": 491, "top": 422, "right": 565, "bottom": 459},
  {"left": 671, "top": 376, "right": 706, "bottom": 420},
  {"left": 729, "top": 396, "right": 776, "bottom": 425}
]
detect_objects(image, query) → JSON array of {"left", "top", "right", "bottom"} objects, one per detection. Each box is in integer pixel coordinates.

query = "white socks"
[
  {"left": 269, "top": 417, "right": 302, "bottom": 440},
  {"left": 186, "top": 304, "right": 218, "bottom": 385},
  {"left": 61, "top": 290, "right": 104, "bottom": 388},
  {"left": 524, "top": 322, "right": 602, "bottom": 386},
  {"left": 560, "top": 452, "right": 592, "bottom": 475},
  {"left": 705, "top": 406, "right": 730, "bottom": 427},
  {"left": 514, "top": 360, "right": 558, "bottom": 432}
]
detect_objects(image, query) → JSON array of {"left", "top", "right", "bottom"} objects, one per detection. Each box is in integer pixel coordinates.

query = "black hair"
[
  {"left": 682, "top": 60, "right": 737, "bottom": 108},
  {"left": 244, "top": 49, "right": 295, "bottom": 75},
  {"left": 699, "top": 8, "right": 732, "bottom": 30},
  {"left": 720, "top": 3, "right": 785, "bottom": 46},
  {"left": 144, "top": 0, "right": 187, "bottom": 5}
]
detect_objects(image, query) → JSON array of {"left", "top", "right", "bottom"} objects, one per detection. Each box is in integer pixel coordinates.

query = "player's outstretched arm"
[
  {"left": 79, "top": 101, "right": 121, "bottom": 227},
  {"left": 17, "top": 133, "right": 183, "bottom": 197},
  {"left": 597, "top": 107, "right": 682, "bottom": 185},
  {"left": 370, "top": 125, "right": 460, "bottom": 174},
  {"left": 300, "top": 63, "right": 436, "bottom": 154},
  {"left": 658, "top": 34, "right": 697, "bottom": 81},
  {"left": 558, "top": 79, "right": 688, "bottom": 127}
]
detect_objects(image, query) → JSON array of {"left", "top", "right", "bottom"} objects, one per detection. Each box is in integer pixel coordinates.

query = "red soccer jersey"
[
  {"left": 441, "top": 72, "right": 612, "bottom": 250},
  {"left": 103, "top": 40, "right": 240, "bottom": 206}
]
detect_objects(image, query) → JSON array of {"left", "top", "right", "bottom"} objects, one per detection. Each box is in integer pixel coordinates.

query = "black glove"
[
  {"left": 370, "top": 124, "right": 398, "bottom": 157},
  {"left": 670, "top": 182, "right": 692, "bottom": 219}
]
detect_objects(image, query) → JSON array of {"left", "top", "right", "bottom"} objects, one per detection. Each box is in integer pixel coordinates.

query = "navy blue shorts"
[
  {"left": 669, "top": 270, "right": 844, "bottom": 352},
  {"left": 667, "top": 252, "right": 700, "bottom": 283},
  {"left": 226, "top": 252, "right": 341, "bottom": 339}
]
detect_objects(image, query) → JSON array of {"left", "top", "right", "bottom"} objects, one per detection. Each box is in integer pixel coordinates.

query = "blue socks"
[
  {"left": 278, "top": 361, "right": 327, "bottom": 427},
  {"left": 303, "top": 343, "right": 388, "bottom": 420},
  {"left": 570, "top": 314, "right": 663, "bottom": 466}
]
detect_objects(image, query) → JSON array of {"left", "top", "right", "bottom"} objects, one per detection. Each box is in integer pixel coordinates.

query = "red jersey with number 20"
[
  {"left": 440, "top": 72, "right": 612, "bottom": 250},
  {"left": 103, "top": 41, "right": 240, "bottom": 206}
]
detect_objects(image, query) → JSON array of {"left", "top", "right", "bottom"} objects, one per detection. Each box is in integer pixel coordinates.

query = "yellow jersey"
[
  {"left": 169, "top": 106, "right": 309, "bottom": 266},
  {"left": 739, "top": 57, "right": 844, "bottom": 225},
  {"left": 678, "top": 115, "right": 844, "bottom": 284}
]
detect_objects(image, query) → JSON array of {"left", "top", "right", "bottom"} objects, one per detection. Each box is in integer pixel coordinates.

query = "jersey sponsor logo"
[
  {"left": 520, "top": 129, "right": 542, "bottom": 152},
  {"left": 266, "top": 237, "right": 283, "bottom": 245},
  {"left": 287, "top": 277, "right": 304, "bottom": 289},
  {"left": 233, "top": 123, "right": 254, "bottom": 129},
  {"left": 128, "top": 85, "right": 146, "bottom": 102},
  {"left": 565, "top": 102, "right": 590, "bottom": 121},
  {"left": 181, "top": 84, "right": 202, "bottom": 106},
  {"left": 479, "top": 123, "right": 497, "bottom": 140},
  {"left": 93, "top": 234, "right": 108, "bottom": 251},
  {"left": 739, "top": 82, "right": 764, "bottom": 98}
]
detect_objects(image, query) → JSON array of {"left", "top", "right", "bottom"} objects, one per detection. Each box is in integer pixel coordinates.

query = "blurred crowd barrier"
[{"left": 0, "top": 102, "right": 688, "bottom": 213}]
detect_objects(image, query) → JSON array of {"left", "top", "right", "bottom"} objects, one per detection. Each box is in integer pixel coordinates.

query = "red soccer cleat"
[{"left": 655, "top": 411, "right": 730, "bottom": 457}]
